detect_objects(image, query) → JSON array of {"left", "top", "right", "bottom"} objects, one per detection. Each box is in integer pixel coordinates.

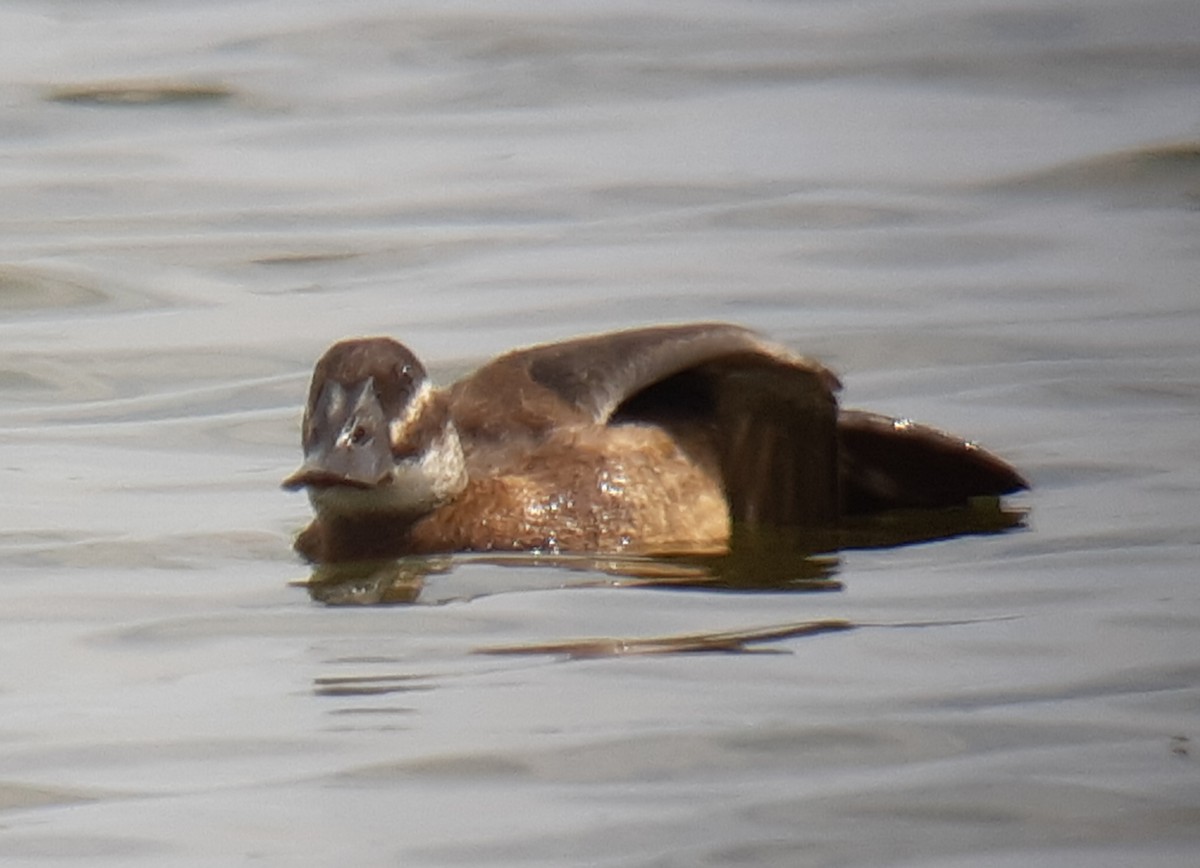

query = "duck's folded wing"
[
  {"left": 837, "top": 410, "right": 1029, "bottom": 514},
  {"left": 523, "top": 322, "right": 840, "bottom": 423},
  {"left": 691, "top": 355, "right": 842, "bottom": 527},
  {"left": 518, "top": 323, "right": 842, "bottom": 527}
]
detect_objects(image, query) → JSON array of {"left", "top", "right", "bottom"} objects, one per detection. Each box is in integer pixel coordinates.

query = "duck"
[{"left": 283, "top": 323, "right": 1027, "bottom": 564}]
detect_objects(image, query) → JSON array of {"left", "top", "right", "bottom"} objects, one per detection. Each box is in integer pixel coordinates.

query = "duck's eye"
[{"left": 339, "top": 420, "right": 370, "bottom": 447}]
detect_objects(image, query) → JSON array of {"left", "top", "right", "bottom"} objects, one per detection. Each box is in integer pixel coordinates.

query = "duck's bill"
[{"left": 281, "top": 464, "right": 383, "bottom": 491}]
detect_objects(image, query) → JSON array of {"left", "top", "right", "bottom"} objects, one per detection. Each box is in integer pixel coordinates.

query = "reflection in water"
[
  {"left": 0, "top": 265, "right": 110, "bottom": 311},
  {"left": 300, "top": 498, "right": 1025, "bottom": 606},
  {"left": 302, "top": 558, "right": 449, "bottom": 605},
  {"left": 300, "top": 547, "right": 840, "bottom": 607},
  {"left": 44, "top": 81, "right": 235, "bottom": 106},
  {"left": 312, "top": 673, "right": 436, "bottom": 698},
  {"left": 988, "top": 141, "right": 1200, "bottom": 206},
  {"left": 476, "top": 619, "right": 854, "bottom": 659}
]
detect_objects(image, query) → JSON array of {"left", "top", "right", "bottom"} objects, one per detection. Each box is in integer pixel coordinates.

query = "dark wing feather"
[
  {"left": 837, "top": 410, "right": 1028, "bottom": 514},
  {"left": 523, "top": 323, "right": 840, "bottom": 423},
  {"left": 451, "top": 324, "right": 825, "bottom": 443},
  {"left": 700, "top": 360, "right": 841, "bottom": 526},
  {"left": 526, "top": 324, "right": 844, "bottom": 528}
]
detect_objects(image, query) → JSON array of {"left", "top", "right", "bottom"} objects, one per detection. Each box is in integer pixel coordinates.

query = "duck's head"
[{"left": 282, "top": 337, "right": 467, "bottom": 519}]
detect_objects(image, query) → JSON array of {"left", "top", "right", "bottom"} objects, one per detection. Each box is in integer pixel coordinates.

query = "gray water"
[{"left": 1, "top": 0, "right": 1199, "bottom": 865}]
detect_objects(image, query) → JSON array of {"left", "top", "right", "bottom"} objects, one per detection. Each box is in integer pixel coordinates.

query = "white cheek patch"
[
  {"left": 388, "top": 380, "right": 433, "bottom": 449},
  {"left": 417, "top": 423, "right": 468, "bottom": 502},
  {"left": 386, "top": 424, "right": 467, "bottom": 510}
]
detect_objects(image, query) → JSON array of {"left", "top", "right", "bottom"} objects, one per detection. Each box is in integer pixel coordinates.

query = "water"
[{"left": 1, "top": 0, "right": 1198, "bottom": 864}]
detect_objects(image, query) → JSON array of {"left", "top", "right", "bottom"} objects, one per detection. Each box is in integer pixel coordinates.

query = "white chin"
[
  {"left": 312, "top": 427, "right": 467, "bottom": 519},
  {"left": 309, "top": 482, "right": 414, "bottom": 517}
]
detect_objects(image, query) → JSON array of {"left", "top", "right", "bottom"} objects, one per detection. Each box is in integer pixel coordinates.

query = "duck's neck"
[{"left": 387, "top": 417, "right": 469, "bottom": 511}]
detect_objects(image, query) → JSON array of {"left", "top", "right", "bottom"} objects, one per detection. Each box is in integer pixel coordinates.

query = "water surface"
[{"left": 1, "top": 0, "right": 1198, "bottom": 865}]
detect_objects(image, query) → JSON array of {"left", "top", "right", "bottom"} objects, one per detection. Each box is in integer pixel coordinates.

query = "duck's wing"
[
  {"left": 523, "top": 323, "right": 839, "bottom": 420},
  {"left": 837, "top": 410, "right": 1028, "bottom": 514},
  {"left": 490, "top": 323, "right": 844, "bottom": 527}
]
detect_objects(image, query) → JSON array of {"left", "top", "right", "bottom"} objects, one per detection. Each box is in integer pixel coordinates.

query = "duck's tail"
[{"left": 837, "top": 410, "right": 1028, "bottom": 516}]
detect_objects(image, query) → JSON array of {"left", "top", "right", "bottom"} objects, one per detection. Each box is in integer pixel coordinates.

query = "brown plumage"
[{"left": 283, "top": 323, "right": 1026, "bottom": 563}]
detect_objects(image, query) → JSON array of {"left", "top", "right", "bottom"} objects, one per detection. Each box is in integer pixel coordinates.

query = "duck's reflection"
[{"left": 300, "top": 498, "right": 1025, "bottom": 606}]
